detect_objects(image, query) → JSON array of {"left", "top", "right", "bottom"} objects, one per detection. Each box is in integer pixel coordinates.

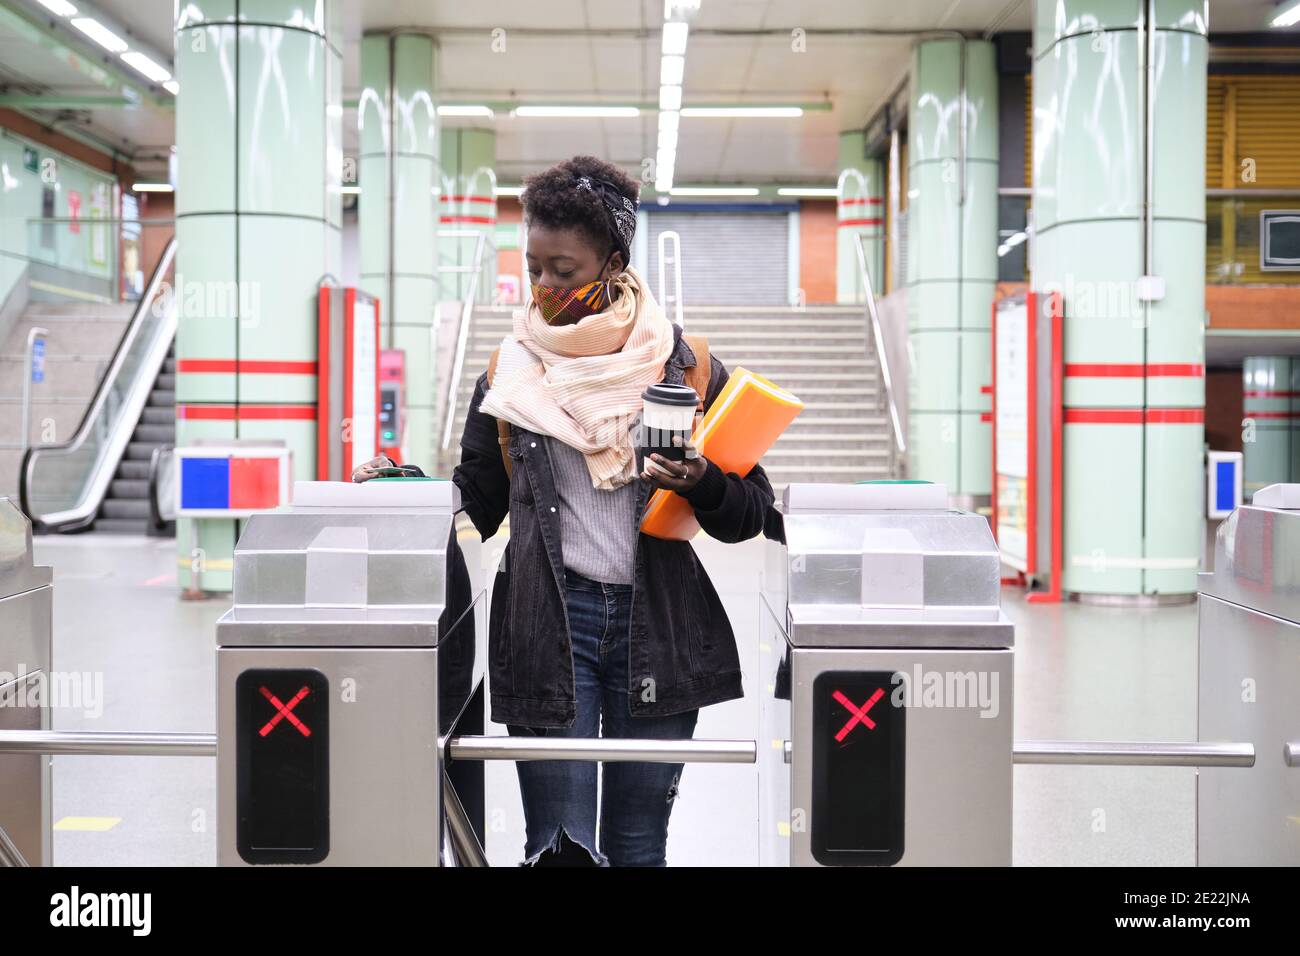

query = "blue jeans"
[{"left": 507, "top": 569, "right": 699, "bottom": 867}]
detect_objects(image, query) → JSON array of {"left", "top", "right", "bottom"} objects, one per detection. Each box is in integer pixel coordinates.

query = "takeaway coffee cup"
[{"left": 638, "top": 382, "right": 699, "bottom": 468}]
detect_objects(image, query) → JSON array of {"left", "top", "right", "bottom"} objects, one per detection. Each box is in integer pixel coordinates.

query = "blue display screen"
[
  {"left": 180, "top": 457, "right": 229, "bottom": 509},
  {"left": 1215, "top": 460, "right": 1236, "bottom": 513}
]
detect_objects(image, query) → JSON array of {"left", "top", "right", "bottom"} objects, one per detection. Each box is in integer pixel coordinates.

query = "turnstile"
[
  {"left": 1197, "top": 483, "right": 1300, "bottom": 866},
  {"left": 760, "top": 482, "right": 1013, "bottom": 866},
  {"left": 216, "top": 479, "right": 485, "bottom": 866},
  {"left": 0, "top": 498, "right": 52, "bottom": 867}
]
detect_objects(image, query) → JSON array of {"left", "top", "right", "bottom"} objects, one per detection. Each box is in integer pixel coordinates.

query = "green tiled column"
[
  {"left": 359, "top": 33, "right": 439, "bottom": 472},
  {"left": 1243, "top": 356, "right": 1298, "bottom": 497},
  {"left": 836, "top": 131, "right": 883, "bottom": 304},
  {"left": 906, "top": 39, "right": 997, "bottom": 500},
  {"left": 439, "top": 128, "right": 498, "bottom": 303},
  {"left": 1032, "top": 0, "right": 1207, "bottom": 597},
  {"left": 173, "top": 0, "right": 342, "bottom": 591}
]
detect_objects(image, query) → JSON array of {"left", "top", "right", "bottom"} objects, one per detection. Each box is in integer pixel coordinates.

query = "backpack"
[{"left": 485, "top": 334, "right": 710, "bottom": 480}]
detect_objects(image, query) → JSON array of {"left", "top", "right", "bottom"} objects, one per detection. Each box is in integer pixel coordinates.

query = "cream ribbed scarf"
[{"left": 478, "top": 266, "right": 674, "bottom": 490}]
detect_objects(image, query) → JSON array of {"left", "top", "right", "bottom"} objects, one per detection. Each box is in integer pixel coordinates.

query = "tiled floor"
[{"left": 34, "top": 530, "right": 1199, "bottom": 867}]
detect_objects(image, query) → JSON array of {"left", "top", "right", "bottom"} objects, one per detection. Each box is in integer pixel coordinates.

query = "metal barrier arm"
[
  {"left": 0, "top": 730, "right": 215, "bottom": 756},
  {"left": 448, "top": 736, "right": 757, "bottom": 764},
  {"left": 1012, "top": 740, "right": 1255, "bottom": 768},
  {"left": 0, "top": 823, "right": 30, "bottom": 867}
]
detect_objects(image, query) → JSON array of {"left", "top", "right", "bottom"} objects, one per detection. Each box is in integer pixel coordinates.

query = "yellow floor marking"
[{"left": 54, "top": 817, "right": 121, "bottom": 832}]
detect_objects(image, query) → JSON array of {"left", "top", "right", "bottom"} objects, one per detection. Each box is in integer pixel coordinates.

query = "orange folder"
[{"left": 640, "top": 366, "right": 803, "bottom": 540}]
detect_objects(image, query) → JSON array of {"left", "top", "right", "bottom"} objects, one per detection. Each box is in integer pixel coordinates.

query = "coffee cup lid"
[{"left": 642, "top": 382, "right": 698, "bottom": 407}]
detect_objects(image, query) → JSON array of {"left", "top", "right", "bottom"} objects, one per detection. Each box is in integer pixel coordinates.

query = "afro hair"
[{"left": 521, "top": 155, "right": 641, "bottom": 261}]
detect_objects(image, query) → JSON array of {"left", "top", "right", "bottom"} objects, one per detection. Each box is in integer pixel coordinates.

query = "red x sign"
[
  {"left": 259, "top": 685, "right": 312, "bottom": 738},
  {"left": 832, "top": 687, "right": 884, "bottom": 742}
]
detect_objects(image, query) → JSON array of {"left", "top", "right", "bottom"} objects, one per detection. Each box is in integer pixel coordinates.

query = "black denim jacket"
[{"left": 452, "top": 324, "right": 786, "bottom": 728}]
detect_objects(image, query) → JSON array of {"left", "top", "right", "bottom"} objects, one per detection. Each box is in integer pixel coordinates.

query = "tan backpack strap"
[
  {"left": 683, "top": 334, "right": 710, "bottom": 410},
  {"left": 485, "top": 347, "right": 512, "bottom": 478}
]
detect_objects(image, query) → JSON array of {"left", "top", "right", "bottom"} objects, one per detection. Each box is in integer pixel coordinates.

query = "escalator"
[{"left": 20, "top": 238, "right": 177, "bottom": 534}]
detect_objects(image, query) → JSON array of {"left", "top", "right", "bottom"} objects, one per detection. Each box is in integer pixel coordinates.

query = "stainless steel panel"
[
  {"left": 789, "top": 646, "right": 1014, "bottom": 866},
  {"left": 0, "top": 672, "right": 50, "bottom": 867},
  {"left": 1199, "top": 502, "right": 1300, "bottom": 625},
  {"left": 217, "top": 646, "right": 443, "bottom": 867},
  {"left": 1198, "top": 594, "right": 1300, "bottom": 866},
  {"left": 0, "top": 498, "right": 51, "bottom": 868}
]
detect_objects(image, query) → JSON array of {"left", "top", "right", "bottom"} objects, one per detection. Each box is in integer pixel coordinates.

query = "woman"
[{"left": 356, "top": 155, "right": 781, "bottom": 866}]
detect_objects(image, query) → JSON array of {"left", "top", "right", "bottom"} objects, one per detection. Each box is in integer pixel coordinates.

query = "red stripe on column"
[
  {"left": 440, "top": 215, "right": 496, "bottom": 225},
  {"left": 177, "top": 359, "right": 318, "bottom": 375},
  {"left": 1064, "top": 408, "right": 1205, "bottom": 424},
  {"left": 837, "top": 218, "right": 883, "bottom": 227},
  {"left": 1245, "top": 410, "right": 1300, "bottom": 419},
  {"left": 1244, "top": 390, "right": 1300, "bottom": 398},
  {"left": 1065, "top": 409, "right": 1145, "bottom": 424},
  {"left": 441, "top": 194, "right": 496, "bottom": 204},
  {"left": 839, "top": 197, "right": 883, "bottom": 206},
  {"left": 980, "top": 384, "right": 993, "bottom": 394},
  {"left": 1146, "top": 408, "right": 1204, "bottom": 423},
  {"left": 178, "top": 405, "right": 317, "bottom": 420},
  {"left": 1065, "top": 363, "right": 1204, "bottom": 377},
  {"left": 979, "top": 412, "right": 992, "bottom": 422}
]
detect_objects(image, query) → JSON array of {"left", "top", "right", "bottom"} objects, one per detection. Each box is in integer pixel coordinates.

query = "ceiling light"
[
  {"left": 340, "top": 185, "right": 360, "bottom": 195},
  {"left": 660, "top": 55, "right": 685, "bottom": 86},
  {"left": 514, "top": 106, "right": 639, "bottom": 117},
  {"left": 669, "top": 186, "right": 760, "bottom": 197},
  {"left": 163, "top": 79, "right": 179, "bottom": 95},
  {"left": 120, "top": 51, "right": 171, "bottom": 84},
  {"left": 664, "top": 0, "right": 702, "bottom": 19},
  {"left": 655, "top": 172, "right": 674, "bottom": 193},
  {"left": 681, "top": 107, "right": 803, "bottom": 118},
  {"left": 71, "top": 17, "right": 127, "bottom": 53},
  {"left": 778, "top": 187, "right": 838, "bottom": 197},
  {"left": 1273, "top": 0, "right": 1300, "bottom": 26},
  {"left": 439, "top": 105, "right": 495, "bottom": 117},
  {"left": 132, "top": 182, "right": 173, "bottom": 193},
  {"left": 659, "top": 128, "right": 678, "bottom": 151},
  {"left": 656, "top": 147, "right": 677, "bottom": 169},
  {"left": 659, "top": 85, "right": 682, "bottom": 111},
  {"left": 496, "top": 186, "right": 525, "bottom": 197},
  {"left": 36, "top": 0, "right": 77, "bottom": 16},
  {"left": 662, "top": 22, "right": 689, "bottom": 55},
  {"left": 658, "top": 110, "right": 680, "bottom": 133}
]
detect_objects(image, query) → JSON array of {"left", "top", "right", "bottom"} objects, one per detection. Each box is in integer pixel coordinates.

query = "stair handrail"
[
  {"left": 656, "top": 229, "right": 684, "bottom": 327},
  {"left": 440, "top": 229, "right": 491, "bottom": 452},
  {"left": 19, "top": 237, "right": 178, "bottom": 531},
  {"left": 853, "top": 232, "right": 906, "bottom": 468}
]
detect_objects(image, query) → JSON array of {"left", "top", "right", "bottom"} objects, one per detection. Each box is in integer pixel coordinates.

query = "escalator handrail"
[{"left": 19, "top": 237, "right": 178, "bottom": 531}]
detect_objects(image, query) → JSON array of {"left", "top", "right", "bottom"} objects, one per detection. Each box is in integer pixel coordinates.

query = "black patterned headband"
[{"left": 575, "top": 175, "right": 638, "bottom": 264}]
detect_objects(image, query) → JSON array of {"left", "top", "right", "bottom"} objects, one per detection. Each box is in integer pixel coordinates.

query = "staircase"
[
  {"left": 93, "top": 346, "right": 175, "bottom": 534},
  {"left": 439, "top": 304, "right": 898, "bottom": 491}
]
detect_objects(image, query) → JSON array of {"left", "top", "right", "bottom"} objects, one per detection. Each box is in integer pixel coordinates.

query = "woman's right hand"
[{"left": 351, "top": 455, "right": 393, "bottom": 483}]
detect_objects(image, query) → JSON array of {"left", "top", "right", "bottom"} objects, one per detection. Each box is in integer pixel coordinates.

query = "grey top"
[{"left": 544, "top": 434, "right": 641, "bottom": 585}]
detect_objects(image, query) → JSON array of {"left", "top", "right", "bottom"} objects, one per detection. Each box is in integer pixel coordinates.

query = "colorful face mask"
[{"left": 531, "top": 278, "right": 608, "bottom": 325}]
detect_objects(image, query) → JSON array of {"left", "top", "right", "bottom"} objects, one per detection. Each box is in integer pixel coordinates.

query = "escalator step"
[
  {"left": 92, "top": 518, "right": 149, "bottom": 535},
  {"left": 126, "top": 442, "right": 157, "bottom": 460},
  {"left": 155, "top": 373, "right": 175, "bottom": 390},
  {"left": 110, "top": 479, "right": 149, "bottom": 499},
  {"left": 117, "top": 461, "right": 150, "bottom": 480},
  {"left": 134, "top": 423, "right": 175, "bottom": 443},
  {"left": 141, "top": 406, "right": 174, "bottom": 425},
  {"left": 163, "top": 357, "right": 176, "bottom": 374},
  {"left": 101, "top": 499, "right": 149, "bottom": 519},
  {"left": 149, "top": 390, "right": 175, "bottom": 407}
]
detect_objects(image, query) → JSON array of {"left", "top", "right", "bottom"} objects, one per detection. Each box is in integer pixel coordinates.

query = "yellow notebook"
[{"left": 640, "top": 367, "right": 802, "bottom": 541}]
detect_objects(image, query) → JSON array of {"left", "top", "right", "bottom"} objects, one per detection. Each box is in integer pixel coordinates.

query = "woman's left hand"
[{"left": 640, "top": 435, "right": 707, "bottom": 493}]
